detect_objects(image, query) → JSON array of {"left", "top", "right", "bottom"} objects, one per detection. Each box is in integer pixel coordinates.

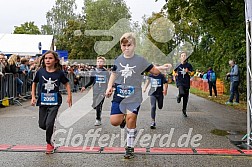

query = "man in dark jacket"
[{"left": 226, "top": 60, "right": 240, "bottom": 105}]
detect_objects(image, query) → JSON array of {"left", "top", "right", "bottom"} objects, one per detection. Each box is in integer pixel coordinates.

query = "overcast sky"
[{"left": 0, "top": 0, "right": 166, "bottom": 34}]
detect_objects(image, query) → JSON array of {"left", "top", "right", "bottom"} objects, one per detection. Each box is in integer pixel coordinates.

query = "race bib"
[
  {"left": 116, "top": 85, "right": 135, "bottom": 98},
  {"left": 41, "top": 93, "right": 58, "bottom": 105},
  {"left": 96, "top": 75, "right": 106, "bottom": 84},
  {"left": 151, "top": 78, "right": 162, "bottom": 88}
]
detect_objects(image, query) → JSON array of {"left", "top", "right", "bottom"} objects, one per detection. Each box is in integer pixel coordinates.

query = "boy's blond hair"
[
  {"left": 97, "top": 56, "right": 106, "bottom": 62},
  {"left": 120, "top": 32, "right": 136, "bottom": 46}
]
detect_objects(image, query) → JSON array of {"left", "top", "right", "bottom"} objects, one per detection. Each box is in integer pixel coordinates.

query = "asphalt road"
[{"left": 0, "top": 85, "right": 251, "bottom": 167}]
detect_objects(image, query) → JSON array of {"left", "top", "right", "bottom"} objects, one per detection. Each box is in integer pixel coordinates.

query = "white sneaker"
[{"left": 94, "top": 120, "right": 101, "bottom": 126}]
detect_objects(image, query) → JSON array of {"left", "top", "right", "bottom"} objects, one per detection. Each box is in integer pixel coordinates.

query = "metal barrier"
[
  {"left": 0, "top": 75, "right": 6, "bottom": 101},
  {"left": 0, "top": 73, "right": 16, "bottom": 105},
  {"left": 0, "top": 71, "right": 91, "bottom": 106},
  {"left": 60, "top": 71, "right": 91, "bottom": 92}
]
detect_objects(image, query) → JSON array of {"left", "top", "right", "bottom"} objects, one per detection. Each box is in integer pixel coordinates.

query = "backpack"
[{"left": 209, "top": 72, "right": 216, "bottom": 82}]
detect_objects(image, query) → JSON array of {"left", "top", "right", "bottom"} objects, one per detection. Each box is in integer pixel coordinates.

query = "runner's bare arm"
[
  {"left": 64, "top": 82, "right": 72, "bottom": 107},
  {"left": 143, "top": 78, "right": 150, "bottom": 93},
  {"left": 163, "top": 83, "right": 168, "bottom": 96},
  {"left": 31, "top": 82, "right": 37, "bottom": 106},
  {"left": 149, "top": 64, "right": 172, "bottom": 75},
  {"left": 105, "top": 72, "right": 117, "bottom": 97}
]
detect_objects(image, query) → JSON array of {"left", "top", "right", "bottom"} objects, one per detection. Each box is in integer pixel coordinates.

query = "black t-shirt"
[
  {"left": 174, "top": 62, "right": 193, "bottom": 88},
  {"left": 148, "top": 73, "right": 167, "bottom": 96},
  {"left": 33, "top": 68, "right": 69, "bottom": 106}
]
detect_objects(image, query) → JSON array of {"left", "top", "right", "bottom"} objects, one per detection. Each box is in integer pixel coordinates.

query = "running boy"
[
  {"left": 174, "top": 52, "right": 193, "bottom": 117},
  {"left": 143, "top": 72, "right": 168, "bottom": 129},
  {"left": 81, "top": 56, "right": 109, "bottom": 126},
  {"left": 105, "top": 32, "right": 171, "bottom": 159},
  {"left": 31, "top": 50, "right": 72, "bottom": 154}
]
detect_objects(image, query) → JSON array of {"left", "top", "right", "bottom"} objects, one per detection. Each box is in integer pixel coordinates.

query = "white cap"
[{"left": 29, "top": 58, "right": 34, "bottom": 62}]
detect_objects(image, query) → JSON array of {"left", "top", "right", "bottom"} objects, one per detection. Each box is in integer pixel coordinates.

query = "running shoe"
[
  {"left": 46, "top": 143, "right": 54, "bottom": 154},
  {"left": 150, "top": 122, "right": 156, "bottom": 129},
  {"left": 225, "top": 101, "right": 233, "bottom": 105},
  {"left": 124, "top": 146, "right": 134, "bottom": 159},
  {"left": 177, "top": 96, "right": 181, "bottom": 103},
  {"left": 182, "top": 110, "right": 187, "bottom": 117},
  {"left": 94, "top": 119, "right": 101, "bottom": 126}
]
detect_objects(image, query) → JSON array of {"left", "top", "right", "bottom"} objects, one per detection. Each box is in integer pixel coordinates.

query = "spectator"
[
  {"left": 28, "top": 58, "right": 36, "bottom": 71},
  {"left": 225, "top": 60, "right": 240, "bottom": 105},
  {"left": 62, "top": 62, "right": 68, "bottom": 75},
  {"left": 207, "top": 67, "right": 217, "bottom": 97},
  {"left": 16, "top": 55, "right": 21, "bottom": 67},
  {"left": 198, "top": 70, "right": 203, "bottom": 78},
  {"left": 7, "top": 54, "right": 24, "bottom": 98},
  {"left": 73, "top": 77, "right": 79, "bottom": 92},
  {"left": 20, "top": 57, "right": 32, "bottom": 89},
  {"left": 0, "top": 53, "right": 8, "bottom": 76},
  {"left": 0, "top": 53, "right": 8, "bottom": 108},
  {"left": 194, "top": 69, "right": 199, "bottom": 77},
  {"left": 19, "top": 57, "right": 30, "bottom": 75},
  {"left": 202, "top": 71, "right": 207, "bottom": 80}
]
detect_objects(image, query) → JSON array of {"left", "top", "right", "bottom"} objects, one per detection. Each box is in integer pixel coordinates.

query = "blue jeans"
[
  {"left": 16, "top": 77, "right": 23, "bottom": 96},
  {"left": 229, "top": 81, "right": 239, "bottom": 103}
]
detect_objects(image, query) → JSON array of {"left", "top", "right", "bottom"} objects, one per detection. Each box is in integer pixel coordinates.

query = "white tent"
[{"left": 0, "top": 34, "right": 54, "bottom": 56}]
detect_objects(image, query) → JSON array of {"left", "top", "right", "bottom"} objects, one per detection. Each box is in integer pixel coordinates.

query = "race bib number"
[
  {"left": 151, "top": 78, "right": 161, "bottom": 88},
  {"left": 41, "top": 93, "right": 58, "bottom": 105},
  {"left": 116, "top": 85, "right": 135, "bottom": 98},
  {"left": 96, "top": 75, "right": 106, "bottom": 84}
]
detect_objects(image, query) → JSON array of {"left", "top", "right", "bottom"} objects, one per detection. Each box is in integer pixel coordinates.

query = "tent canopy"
[{"left": 0, "top": 34, "right": 54, "bottom": 56}]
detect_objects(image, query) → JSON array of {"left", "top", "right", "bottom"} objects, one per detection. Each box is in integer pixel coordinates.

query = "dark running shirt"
[
  {"left": 175, "top": 62, "right": 193, "bottom": 88},
  {"left": 33, "top": 68, "right": 69, "bottom": 106},
  {"left": 148, "top": 73, "right": 167, "bottom": 96}
]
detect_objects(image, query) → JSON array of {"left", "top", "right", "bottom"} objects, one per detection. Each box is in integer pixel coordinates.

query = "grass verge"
[{"left": 189, "top": 87, "right": 247, "bottom": 111}]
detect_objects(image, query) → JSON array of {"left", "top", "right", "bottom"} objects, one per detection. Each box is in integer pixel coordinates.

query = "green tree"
[
  {"left": 157, "top": 0, "right": 246, "bottom": 97},
  {"left": 56, "top": 19, "right": 88, "bottom": 59},
  {"left": 56, "top": 0, "right": 131, "bottom": 60},
  {"left": 13, "top": 22, "right": 41, "bottom": 34},
  {"left": 84, "top": 0, "right": 131, "bottom": 59},
  {"left": 43, "top": 0, "right": 77, "bottom": 36}
]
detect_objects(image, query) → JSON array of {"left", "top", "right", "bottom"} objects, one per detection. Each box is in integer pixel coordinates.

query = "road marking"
[{"left": 1, "top": 144, "right": 252, "bottom": 156}]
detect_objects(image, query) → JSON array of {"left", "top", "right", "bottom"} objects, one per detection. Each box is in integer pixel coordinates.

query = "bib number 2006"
[{"left": 43, "top": 97, "right": 55, "bottom": 101}]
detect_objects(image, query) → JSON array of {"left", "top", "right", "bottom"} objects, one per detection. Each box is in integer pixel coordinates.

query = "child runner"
[
  {"left": 31, "top": 50, "right": 72, "bottom": 154},
  {"left": 81, "top": 56, "right": 109, "bottom": 126},
  {"left": 105, "top": 32, "right": 171, "bottom": 159},
  {"left": 143, "top": 72, "right": 168, "bottom": 129},
  {"left": 174, "top": 52, "right": 194, "bottom": 117}
]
